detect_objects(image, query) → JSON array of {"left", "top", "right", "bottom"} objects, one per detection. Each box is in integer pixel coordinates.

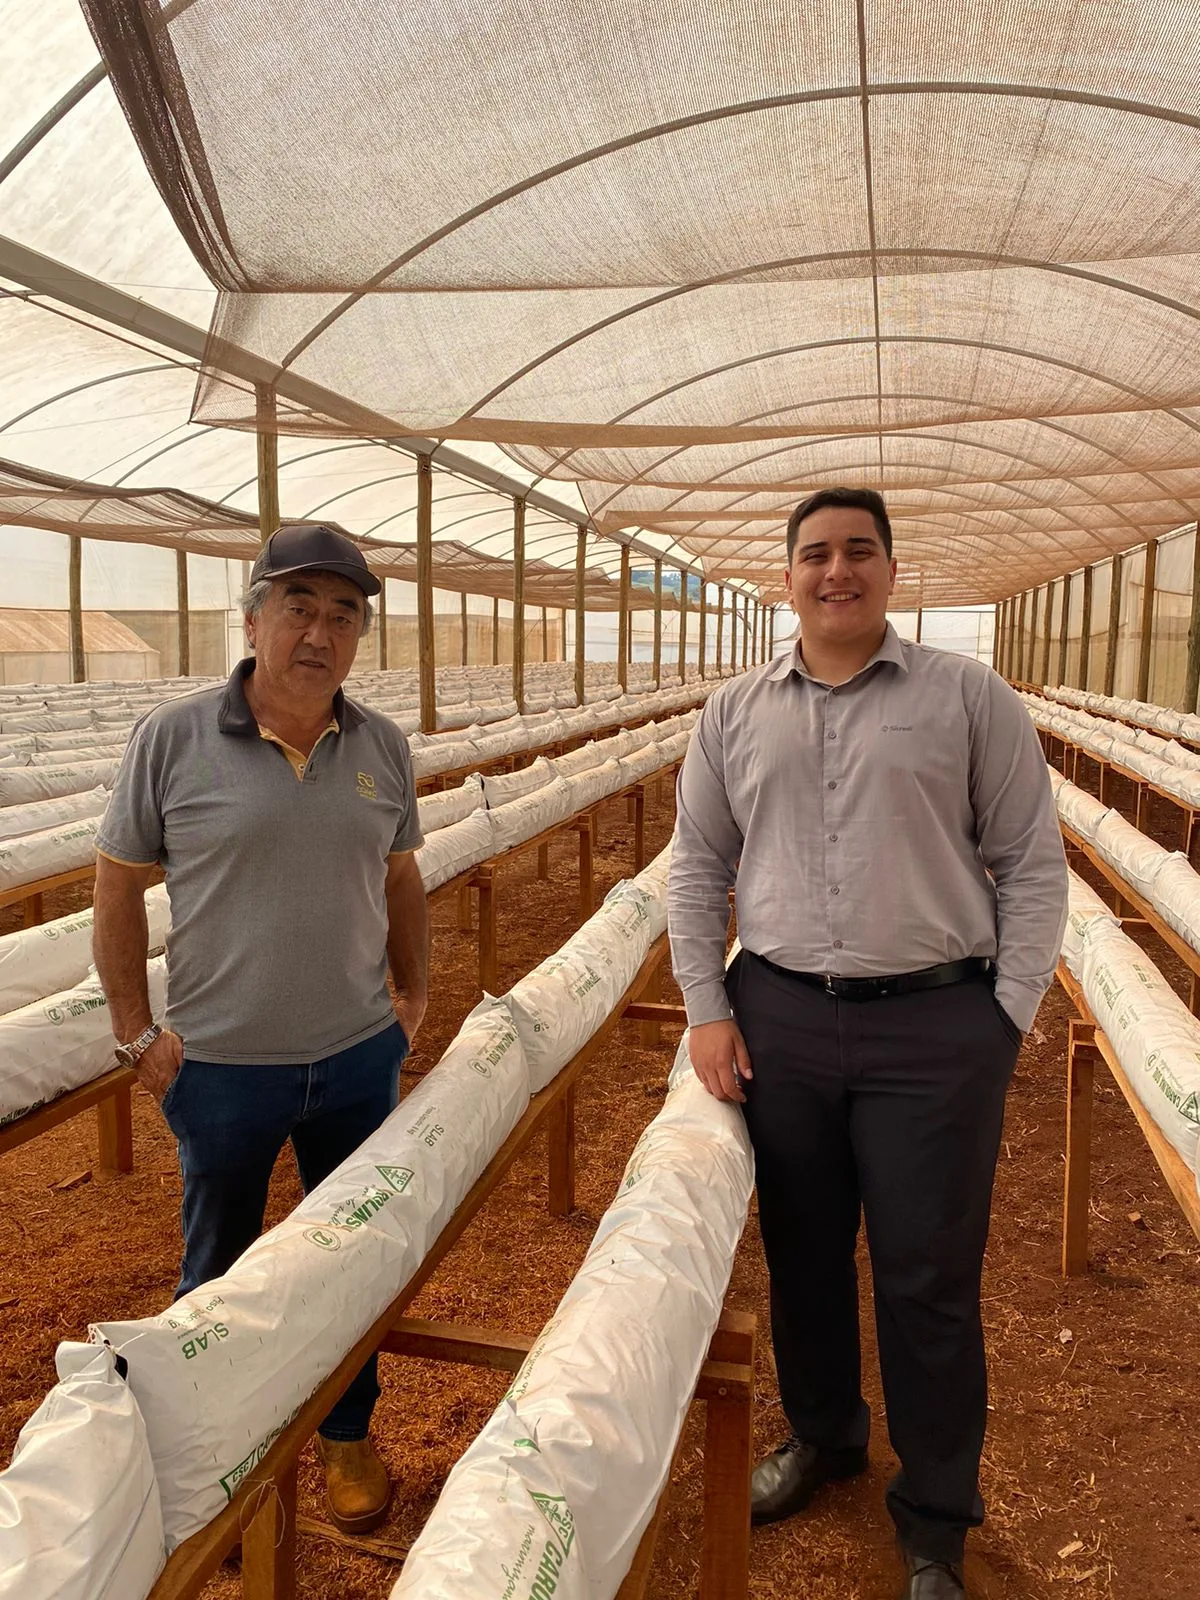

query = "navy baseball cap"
[{"left": 251, "top": 523, "right": 381, "bottom": 598}]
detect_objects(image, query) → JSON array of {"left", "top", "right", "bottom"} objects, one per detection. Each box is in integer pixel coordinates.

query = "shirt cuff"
[
  {"left": 993, "top": 976, "right": 1045, "bottom": 1036},
  {"left": 681, "top": 978, "right": 734, "bottom": 1028}
]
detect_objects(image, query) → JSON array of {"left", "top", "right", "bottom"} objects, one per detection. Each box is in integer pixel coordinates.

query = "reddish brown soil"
[{"left": 2, "top": 774, "right": 1198, "bottom": 1599}]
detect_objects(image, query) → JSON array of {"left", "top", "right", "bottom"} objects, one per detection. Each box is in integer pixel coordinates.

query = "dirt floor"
[{"left": 1, "top": 770, "right": 1198, "bottom": 1599}]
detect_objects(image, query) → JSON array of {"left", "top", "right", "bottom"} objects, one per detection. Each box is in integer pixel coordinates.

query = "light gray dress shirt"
[{"left": 668, "top": 624, "right": 1068, "bottom": 1035}]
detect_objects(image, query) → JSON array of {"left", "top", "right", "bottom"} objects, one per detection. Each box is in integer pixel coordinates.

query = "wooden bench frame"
[
  {"left": 0, "top": 863, "right": 98, "bottom": 929},
  {"left": 0, "top": 1063, "right": 134, "bottom": 1174},
  {"left": 1038, "top": 725, "right": 1200, "bottom": 869},
  {"left": 149, "top": 933, "right": 751, "bottom": 1600},
  {"left": 1055, "top": 962, "right": 1200, "bottom": 1275}
]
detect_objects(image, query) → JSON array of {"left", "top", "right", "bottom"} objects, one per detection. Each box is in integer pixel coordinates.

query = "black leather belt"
[{"left": 748, "top": 952, "right": 992, "bottom": 1001}]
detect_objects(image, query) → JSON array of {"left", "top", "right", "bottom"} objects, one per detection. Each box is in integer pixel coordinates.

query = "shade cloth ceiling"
[
  {"left": 0, "top": 457, "right": 678, "bottom": 610},
  {"left": 76, "top": 0, "right": 1200, "bottom": 607}
]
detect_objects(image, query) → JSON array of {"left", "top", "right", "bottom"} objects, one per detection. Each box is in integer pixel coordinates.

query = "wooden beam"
[
  {"left": 376, "top": 576, "right": 388, "bottom": 670},
  {"left": 513, "top": 496, "right": 526, "bottom": 712},
  {"left": 254, "top": 382, "right": 279, "bottom": 543},
  {"left": 460, "top": 591, "right": 469, "bottom": 667},
  {"left": 652, "top": 557, "right": 663, "bottom": 687},
  {"left": 1104, "top": 552, "right": 1122, "bottom": 696},
  {"left": 176, "top": 548, "right": 190, "bottom": 676},
  {"left": 1186, "top": 522, "right": 1200, "bottom": 714},
  {"left": 617, "top": 543, "right": 631, "bottom": 693},
  {"left": 574, "top": 525, "right": 587, "bottom": 706},
  {"left": 1079, "top": 565, "right": 1093, "bottom": 689},
  {"left": 1137, "top": 537, "right": 1158, "bottom": 703},
  {"left": 68, "top": 534, "right": 85, "bottom": 684},
  {"left": 1056, "top": 573, "right": 1071, "bottom": 686},
  {"left": 677, "top": 568, "right": 688, "bottom": 681},
  {"left": 416, "top": 454, "right": 435, "bottom": 734}
]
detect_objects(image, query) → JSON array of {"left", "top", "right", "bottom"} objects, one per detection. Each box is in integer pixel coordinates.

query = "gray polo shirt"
[
  {"left": 97, "top": 660, "right": 422, "bottom": 1064},
  {"left": 668, "top": 625, "right": 1068, "bottom": 1034}
]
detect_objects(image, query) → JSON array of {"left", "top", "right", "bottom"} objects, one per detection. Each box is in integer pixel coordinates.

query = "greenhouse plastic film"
[
  {"left": 0, "top": 956, "right": 168, "bottom": 1128},
  {"left": 0, "top": 1341, "right": 165, "bottom": 1600},
  {"left": 91, "top": 1000, "right": 530, "bottom": 1551},
  {"left": 390, "top": 1044, "right": 752, "bottom": 1600},
  {"left": 1080, "top": 924, "right": 1200, "bottom": 1180}
]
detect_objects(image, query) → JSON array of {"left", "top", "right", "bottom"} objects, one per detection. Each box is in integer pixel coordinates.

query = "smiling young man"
[
  {"left": 667, "top": 488, "right": 1067, "bottom": 1597},
  {"left": 93, "top": 523, "right": 428, "bottom": 1537}
]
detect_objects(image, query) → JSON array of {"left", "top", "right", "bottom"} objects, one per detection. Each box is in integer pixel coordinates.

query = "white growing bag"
[
  {"left": 92, "top": 1001, "right": 531, "bottom": 1551},
  {"left": 0, "top": 956, "right": 168, "bottom": 1127},
  {"left": 0, "top": 760, "right": 120, "bottom": 807},
  {"left": 0, "top": 1342, "right": 165, "bottom": 1600},
  {"left": 410, "top": 740, "right": 477, "bottom": 780},
  {"left": 1149, "top": 855, "right": 1200, "bottom": 953},
  {"left": 391, "top": 1043, "right": 753, "bottom": 1600},
  {"left": 629, "top": 843, "right": 672, "bottom": 938},
  {"left": 417, "top": 773, "right": 485, "bottom": 834},
  {"left": 0, "top": 815, "right": 103, "bottom": 893},
  {"left": 553, "top": 742, "right": 606, "bottom": 779},
  {"left": 1060, "top": 871, "right": 1119, "bottom": 980},
  {"left": 416, "top": 808, "right": 497, "bottom": 892},
  {"left": 1054, "top": 781, "right": 1111, "bottom": 841},
  {"left": 481, "top": 756, "right": 557, "bottom": 808},
  {"left": 1080, "top": 923, "right": 1200, "bottom": 1177},
  {"left": 0, "top": 787, "right": 108, "bottom": 842},
  {"left": 489, "top": 776, "right": 574, "bottom": 854},
  {"left": 1092, "top": 811, "right": 1170, "bottom": 899}
]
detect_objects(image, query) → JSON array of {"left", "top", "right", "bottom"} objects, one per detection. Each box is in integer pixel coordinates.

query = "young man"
[
  {"left": 668, "top": 488, "right": 1067, "bottom": 1598},
  {"left": 93, "top": 523, "right": 428, "bottom": 1536}
]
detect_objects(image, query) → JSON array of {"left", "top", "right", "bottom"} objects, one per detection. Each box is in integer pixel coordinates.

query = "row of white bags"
[
  {"left": 0, "top": 815, "right": 105, "bottom": 895},
  {"left": 1041, "top": 682, "right": 1200, "bottom": 744},
  {"left": 393, "top": 1035, "right": 753, "bottom": 1600},
  {"left": 0, "top": 884, "right": 170, "bottom": 1018}
]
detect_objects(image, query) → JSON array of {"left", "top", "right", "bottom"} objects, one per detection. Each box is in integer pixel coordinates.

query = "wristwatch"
[{"left": 114, "top": 1022, "right": 163, "bottom": 1069}]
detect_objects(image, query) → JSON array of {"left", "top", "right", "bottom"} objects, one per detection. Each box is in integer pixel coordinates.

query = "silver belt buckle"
[{"left": 824, "top": 973, "right": 837, "bottom": 995}]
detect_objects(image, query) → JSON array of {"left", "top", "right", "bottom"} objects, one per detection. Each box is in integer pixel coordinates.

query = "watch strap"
[{"left": 115, "top": 1022, "right": 162, "bottom": 1068}]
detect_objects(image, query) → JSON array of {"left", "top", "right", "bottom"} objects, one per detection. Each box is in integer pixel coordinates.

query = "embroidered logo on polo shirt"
[{"left": 356, "top": 771, "right": 377, "bottom": 799}]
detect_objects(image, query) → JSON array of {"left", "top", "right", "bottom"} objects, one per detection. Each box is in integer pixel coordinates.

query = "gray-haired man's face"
[{"left": 245, "top": 570, "right": 365, "bottom": 705}]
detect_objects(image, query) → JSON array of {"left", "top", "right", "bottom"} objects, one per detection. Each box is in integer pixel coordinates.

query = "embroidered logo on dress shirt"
[{"left": 880, "top": 725, "right": 913, "bottom": 733}]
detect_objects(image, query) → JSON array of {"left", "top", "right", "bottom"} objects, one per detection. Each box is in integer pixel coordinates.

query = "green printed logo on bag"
[
  {"left": 304, "top": 1227, "right": 341, "bottom": 1252},
  {"left": 377, "top": 1164, "right": 414, "bottom": 1192}
]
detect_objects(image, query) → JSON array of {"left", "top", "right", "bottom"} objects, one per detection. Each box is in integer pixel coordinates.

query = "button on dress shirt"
[{"left": 668, "top": 625, "right": 1068, "bottom": 1033}]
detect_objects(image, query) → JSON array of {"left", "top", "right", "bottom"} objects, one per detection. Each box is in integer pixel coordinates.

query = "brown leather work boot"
[{"left": 316, "top": 1436, "right": 392, "bottom": 1535}]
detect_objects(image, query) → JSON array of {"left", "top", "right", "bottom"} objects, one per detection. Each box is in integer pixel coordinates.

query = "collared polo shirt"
[
  {"left": 667, "top": 624, "right": 1067, "bottom": 1034},
  {"left": 97, "top": 659, "right": 422, "bottom": 1063}
]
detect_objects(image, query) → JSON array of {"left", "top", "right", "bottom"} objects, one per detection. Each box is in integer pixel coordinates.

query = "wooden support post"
[
  {"left": 1135, "top": 782, "right": 1152, "bottom": 834},
  {"left": 677, "top": 568, "right": 688, "bottom": 681},
  {"left": 541, "top": 605, "right": 549, "bottom": 664},
  {"left": 1137, "top": 537, "right": 1158, "bottom": 702},
  {"left": 574, "top": 525, "right": 587, "bottom": 706},
  {"left": 537, "top": 841, "right": 550, "bottom": 879},
  {"left": 698, "top": 580, "right": 708, "bottom": 679},
  {"left": 652, "top": 557, "right": 664, "bottom": 688},
  {"left": 416, "top": 455, "right": 436, "bottom": 734},
  {"left": 700, "top": 1349, "right": 754, "bottom": 1600},
  {"left": 1015, "top": 590, "right": 1028, "bottom": 682},
  {"left": 241, "top": 1457, "right": 297, "bottom": 1600},
  {"left": 991, "top": 602, "right": 1000, "bottom": 670},
  {"left": 1039, "top": 579, "right": 1053, "bottom": 684},
  {"left": 638, "top": 956, "right": 663, "bottom": 1047},
  {"left": 461, "top": 591, "right": 469, "bottom": 667},
  {"left": 513, "top": 497, "right": 526, "bottom": 713},
  {"left": 768, "top": 604, "right": 775, "bottom": 660},
  {"left": 254, "top": 382, "right": 280, "bottom": 543},
  {"left": 617, "top": 544, "right": 631, "bottom": 693},
  {"left": 475, "top": 865, "right": 497, "bottom": 995},
  {"left": 1057, "top": 573, "right": 1071, "bottom": 687},
  {"left": 456, "top": 882, "right": 473, "bottom": 932},
  {"left": 633, "top": 783, "right": 646, "bottom": 871},
  {"left": 1104, "top": 552, "right": 1122, "bottom": 696},
  {"left": 560, "top": 607, "right": 568, "bottom": 663},
  {"left": 741, "top": 596, "right": 749, "bottom": 671},
  {"left": 176, "top": 548, "right": 190, "bottom": 676},
  {"left": 915, "top": 605, "right": 923, "bottom": 644},
  {"left": 577, "top": 814, "right": 595, "bottom": 918},
  {"left": 1062, "top": 1020, "right": 1098, "bottom": 1277},
  {"left": 376, "top": 576, "right": 388, "bottom": 670},
  {"left": 492, "top": 595, "right": 500, "bottom": 666},
  {"left": 1185, "top": 522, "right": 1200, "bottom": 713},
  {"left": 714, "top": 586, "right": 724, "bottom": 677},
  {"left": 68, "top": 534, "right": 85, "bottom": 684},
  {"left": 96, "top": 1078, "right": 133, "bottom": 1176},
  {"left": 547, "top": 1085, "right": 576, "bottom": 1217},
  {"left": 1079, "top": 564, "right": 1093, "bottom": 689}
]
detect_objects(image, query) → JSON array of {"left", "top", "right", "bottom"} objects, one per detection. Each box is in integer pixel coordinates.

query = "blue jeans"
[{"left": 162, "top": 1020, "right": 407, "bottom": 1441}]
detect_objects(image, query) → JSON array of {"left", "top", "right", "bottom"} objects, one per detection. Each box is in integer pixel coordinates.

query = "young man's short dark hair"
[{"left": 786, "top": 488, "right": 892, "bottom": 564}]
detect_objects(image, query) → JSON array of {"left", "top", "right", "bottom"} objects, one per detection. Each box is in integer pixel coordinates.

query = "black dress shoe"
[
  {"left": 898, "top": 1554, "right": 967, "bottom": 1598},
  {"left": 750, "top": 1435, "right": 868, "bottom": 1525}
]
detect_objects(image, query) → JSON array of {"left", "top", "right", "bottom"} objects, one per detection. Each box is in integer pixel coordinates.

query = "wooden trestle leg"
[
  {"left": 1062, "top": 1020, "right": 1099, "bottom": 1277},
  {"left": 96, "top": 1078, "right": 134, "bottom": 1176},
  {"left": 547, "top": 1084, "right": 576, "bottom": 1216},
  {"left": 241, "top": 1459, "right": 297, "bottom": 1600}
]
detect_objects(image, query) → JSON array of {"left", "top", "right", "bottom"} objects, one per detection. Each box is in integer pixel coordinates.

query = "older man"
[
  {"left": 668, "top": 488, "right": 1067, "bottom": 1598},
  {"left": 93, "top": 523, "right": 427, "bottom": 1535}
]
